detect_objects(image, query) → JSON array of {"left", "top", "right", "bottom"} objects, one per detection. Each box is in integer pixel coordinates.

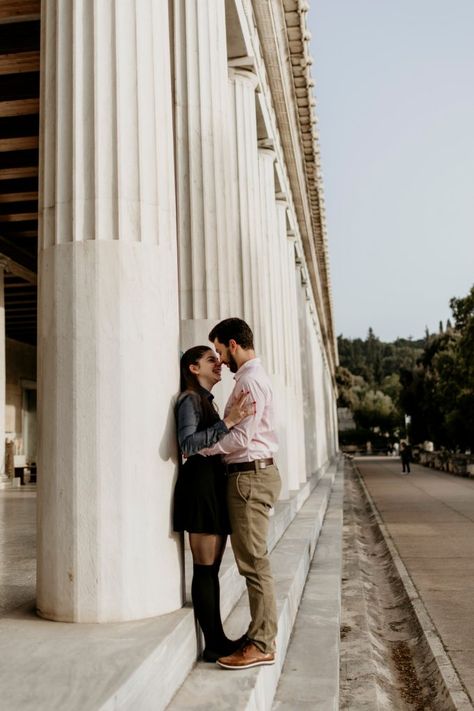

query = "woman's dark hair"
[{"left": 179, "top": 346, "right": 218, "bottom": 426}]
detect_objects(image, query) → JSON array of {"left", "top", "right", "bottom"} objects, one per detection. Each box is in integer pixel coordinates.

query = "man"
[
  {"left": 199, "top": 318, "right": 281, "bottom": 670},
  {"left": 400, "top": 441, "right": 412, "bottom": 474}
]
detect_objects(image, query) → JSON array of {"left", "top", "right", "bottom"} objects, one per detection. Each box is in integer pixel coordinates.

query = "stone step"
[
  {"left": 0, "top": 463, "right": 335, "bottom": 711},
  {"left": 273, "top": 473, "right": 343, "bottom": 710},
  {"left": 166, "top": 465, "right": 340, "bottom": 710}
]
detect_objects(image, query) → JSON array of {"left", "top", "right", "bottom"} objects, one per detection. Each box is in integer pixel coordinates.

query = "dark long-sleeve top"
[{"left": 176, "top": 388, "right": 229, "bottom": 458}]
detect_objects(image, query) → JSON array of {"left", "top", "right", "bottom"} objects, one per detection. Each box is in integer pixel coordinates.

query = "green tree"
[{"left": 399, "top": 285, "right": 474, "bottom": 450}]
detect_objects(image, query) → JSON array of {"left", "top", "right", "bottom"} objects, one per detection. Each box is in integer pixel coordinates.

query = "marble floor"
[{"left": 0, "top": 487, "right": 36, "bottom": 616}]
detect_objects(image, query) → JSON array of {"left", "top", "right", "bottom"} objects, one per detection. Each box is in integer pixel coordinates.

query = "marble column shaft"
[
  {"left": 37, "top": 0, "right": 181, "bottom": 623},
  {"left": 228, "top": 68, "right": 261, "bottom": 342},
  {"left": 257, "top": 148, "right": 279, "bottom": 374},
  {"left": 174, "top": 0, "right": 236, "bottom": 351},
  {"left": 275, "top": 204, "right": 306, "bottom": 488}
]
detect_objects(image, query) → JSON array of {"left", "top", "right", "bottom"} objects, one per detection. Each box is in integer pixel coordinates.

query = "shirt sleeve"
[
  {"left": 198, "top": 377, "right": 265, "bottom": 456},
  {"left": 177, "top": 392, "right": 229, "bottom": 457}
]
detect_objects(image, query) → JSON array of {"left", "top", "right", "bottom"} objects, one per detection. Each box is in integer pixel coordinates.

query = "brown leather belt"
[{"left": 226, "top": 458, "right": 274, "bottom": 475}]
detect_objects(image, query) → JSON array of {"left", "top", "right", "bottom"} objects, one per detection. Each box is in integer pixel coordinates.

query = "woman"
[{"left": 174, "top": 345, "right": 252, "bottom": 662}]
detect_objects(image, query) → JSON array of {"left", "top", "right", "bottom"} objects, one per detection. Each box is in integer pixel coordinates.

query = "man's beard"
[{"left": 228, "top": 352, "right": 238, "bottom": 373}]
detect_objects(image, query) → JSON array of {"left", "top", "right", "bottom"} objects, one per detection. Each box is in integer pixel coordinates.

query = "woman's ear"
[{"left": 189, "top": 363, "right": 199, "bottom": 375}]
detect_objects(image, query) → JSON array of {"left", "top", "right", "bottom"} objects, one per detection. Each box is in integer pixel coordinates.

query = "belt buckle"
[{"left": 256, "top": 459, "right": 266, "bottom": 471}]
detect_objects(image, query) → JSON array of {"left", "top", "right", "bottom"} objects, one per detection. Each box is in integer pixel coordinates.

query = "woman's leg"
[
  {"left": 189, "top": 532, "right": 224, "bottom": 566},
  {"left": 189, "top": 533, "right": 227, "bottom": 659}
]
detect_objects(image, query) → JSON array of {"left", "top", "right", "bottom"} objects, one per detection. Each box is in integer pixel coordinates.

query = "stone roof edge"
[{"left": 253, "top": 0, "right": 338, "bottom": 374}]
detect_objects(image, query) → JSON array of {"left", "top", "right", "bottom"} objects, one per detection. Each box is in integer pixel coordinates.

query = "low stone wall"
[{"left": 414, "top": 450, "right": 474, "bottom": 478}]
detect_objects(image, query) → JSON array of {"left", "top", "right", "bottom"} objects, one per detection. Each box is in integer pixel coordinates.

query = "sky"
[{"left": 308, "top": 1, "right": 474, "bottom": 342}]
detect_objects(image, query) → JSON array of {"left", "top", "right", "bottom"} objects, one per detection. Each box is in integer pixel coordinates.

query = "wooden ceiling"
[{"left": 0, "top": 1, "right": 40, "bottom": 345}]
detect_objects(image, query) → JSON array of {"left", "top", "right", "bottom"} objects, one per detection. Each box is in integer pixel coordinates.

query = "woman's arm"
[{"left": 177, "top": 393, "right": 229, "bottom": 457}]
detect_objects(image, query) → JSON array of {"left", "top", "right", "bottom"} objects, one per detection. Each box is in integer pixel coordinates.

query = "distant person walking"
[{"left": 400, "top": 442, "right": 412, "bottom": 474}]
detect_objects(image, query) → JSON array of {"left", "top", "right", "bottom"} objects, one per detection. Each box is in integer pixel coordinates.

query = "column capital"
[
  {"left": 228, "top": 66, "right": 260, "bottom": 91},
  {"left": 275, "top": 191, "right": 288, "bottom": 210},
  {"left": 258, "top": 140, "right": 276, "bottom": 161},
  {"left": 228, "top": 55, "right": 256, "bottom": 69}
]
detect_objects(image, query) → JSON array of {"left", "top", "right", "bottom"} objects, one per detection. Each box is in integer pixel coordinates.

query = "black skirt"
[{"left": 173, "top": 454, "right": 231, "bottom": 534}]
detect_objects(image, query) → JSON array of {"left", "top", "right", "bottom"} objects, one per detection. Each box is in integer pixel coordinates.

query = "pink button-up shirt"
[{"left": 199, "top": 358, "right": 279, "bottom": 464}]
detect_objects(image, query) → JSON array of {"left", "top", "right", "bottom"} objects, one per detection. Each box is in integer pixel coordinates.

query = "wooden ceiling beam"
[
  {"left": 0, "top": 50, "right": 39, "bottom": 75},
  {"left": 0, "top": 136, "right": 38, "bottom": 151},
  {"left": 0, "top": 98, "right": 39, "bottom": 117},
  {"left": 0, "top": 2, "right": 40, "bottom": 24},
  {"left": 0, "top": 166, "right": 38, "bottom": 179},
  {"left": 0, "top": 191, "right": 37, "bottom": 203},
  {"left": 0, "top": 213, "right": 37, "bottom": 222}
]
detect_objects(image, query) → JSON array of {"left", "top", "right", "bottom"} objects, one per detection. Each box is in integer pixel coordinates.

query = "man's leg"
[{"left": 226, "top": 465, "right": 281, "bottom": 654}]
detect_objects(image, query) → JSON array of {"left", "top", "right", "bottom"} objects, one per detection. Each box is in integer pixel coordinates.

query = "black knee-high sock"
[
  {"left": 211, "top": 562, "right": 228, "bottom": 645},
  {"left": 191, "top": 564, "right": 220, "bottom": 651}
]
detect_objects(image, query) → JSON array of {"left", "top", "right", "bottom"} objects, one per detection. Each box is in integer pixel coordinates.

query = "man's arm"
[{"left": 199, "top": 378, "right": 265, "bottom": 456}]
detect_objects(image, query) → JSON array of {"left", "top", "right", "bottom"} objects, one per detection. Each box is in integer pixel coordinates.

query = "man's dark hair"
[{"left": 209, "top": 318, "right": 254, "bottom": 349}]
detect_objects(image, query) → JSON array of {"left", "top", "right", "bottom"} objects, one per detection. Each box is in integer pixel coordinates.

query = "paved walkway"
[
  {"left": 356, "top": 457, "right": 474, "bottom": 704},
  {"left": 0, "top": 487, "right": 36, "bottom": 616}
]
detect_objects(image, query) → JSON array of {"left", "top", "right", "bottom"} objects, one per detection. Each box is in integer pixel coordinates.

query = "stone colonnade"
[{"left": 36, "top": 0, "right": 337, "bottom": 623}]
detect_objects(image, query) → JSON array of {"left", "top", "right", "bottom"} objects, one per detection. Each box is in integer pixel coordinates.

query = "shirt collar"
[{"left": 234, "top": 358, "right": 260, "bottom": 382}]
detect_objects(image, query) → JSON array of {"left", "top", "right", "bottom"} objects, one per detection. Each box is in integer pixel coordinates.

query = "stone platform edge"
[{"left": 273, "top": 468, "right": 343, "bottom": 710}]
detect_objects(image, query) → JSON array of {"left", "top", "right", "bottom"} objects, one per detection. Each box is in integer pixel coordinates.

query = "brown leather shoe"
[{"left": 217, "top": 642, "right": 275, "bottom": 670}]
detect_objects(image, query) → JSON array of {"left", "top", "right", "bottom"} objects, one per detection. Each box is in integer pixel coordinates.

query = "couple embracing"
[{"left": 173, "top": 318, "right": 281, "bottom": 670}]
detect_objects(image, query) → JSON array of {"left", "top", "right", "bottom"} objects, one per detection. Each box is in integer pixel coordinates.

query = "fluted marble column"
[
  {"left": 228, "top": 68, "right": 261, "bottom": 346},
  {"left": 297, "top": 276, "right": 320, "bottom": 476},
  {"left": 257, "top": 148, "right": 278, "bottom": 374},
  {"left": 275, "top": 203, "right": 306, "bottom": 491},
  {"left": 174, "top": 0, "right": 236, "bottom": 351},
  {"left": 286, "top": 237, "right": 308, "bottom": 484},
  {"left": 37, "top": 0, "right": 181, "bottom": 622}
]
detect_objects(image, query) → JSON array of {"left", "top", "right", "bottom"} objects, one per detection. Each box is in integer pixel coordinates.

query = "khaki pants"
[{"left": 227, "top": 464, "right": 281, "bottom": 654}]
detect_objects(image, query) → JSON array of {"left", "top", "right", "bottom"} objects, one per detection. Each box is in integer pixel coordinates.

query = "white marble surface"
[
  {"left": 37, "top": 0, "right": 182, "bottom": 622},
  {"left": 0, "top": 461, "right": 336, "bottom": 711},
  {"left": 274, "top": 472, "right": 343, "bottom": 710},
  {"left": 174, "top": 0, "right": 235, "bottom": 323}
]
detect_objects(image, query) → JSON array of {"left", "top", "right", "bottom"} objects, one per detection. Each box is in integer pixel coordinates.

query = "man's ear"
[{"left": 229, "top": 338, "right": 238, "bottom": 353}]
